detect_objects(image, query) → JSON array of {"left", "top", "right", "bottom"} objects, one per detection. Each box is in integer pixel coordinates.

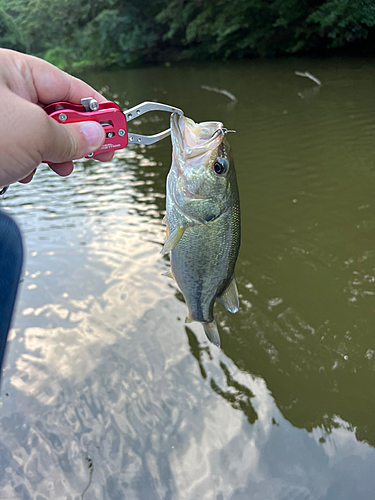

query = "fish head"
[{"left": 170, "top": 113, "right": 236, "bottom": 221}]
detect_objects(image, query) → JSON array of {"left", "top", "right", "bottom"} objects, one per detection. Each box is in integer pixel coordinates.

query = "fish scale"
[
  {"left": 162, "top": 113, "right": 241, "bottom": 347},
  {"left": 171, "top": 210, "right": 237, "bottom": 322}
]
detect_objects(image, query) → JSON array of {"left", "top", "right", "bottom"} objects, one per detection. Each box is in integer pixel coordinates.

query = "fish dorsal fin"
[
  {"left": 218, "top": 276, "right": 239, "bottom": 313},
  {"left": 203, "top": 320, "right": 221, "bottom": 347},
  {"left": 160, "top": 224, "right": 187, "bottom": 254}
]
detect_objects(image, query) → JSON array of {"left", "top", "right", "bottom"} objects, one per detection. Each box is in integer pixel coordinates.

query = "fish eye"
[{"left": 213, "top": 158, "right": 228, "bottom": 175}]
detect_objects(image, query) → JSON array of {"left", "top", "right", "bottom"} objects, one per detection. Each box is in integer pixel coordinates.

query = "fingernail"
[{"left": 81, "top": 122, "right": 104, "bottom": 150}]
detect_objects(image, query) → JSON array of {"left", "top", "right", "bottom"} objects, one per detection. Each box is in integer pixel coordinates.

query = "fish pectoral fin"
[
  {"left": 160, "top": 224, "right": 187, "bottom": 254},
  {"left": 162, "top": 215, "right": 167, "bottom": 226},
  {"left": 185, "top": 313, "right": 193, "bottom": 324},
  {"left": 203, "top": 320, "right": 221, "bottom": 347},
  {"left": 218, "top": 276, "right": 239, "bottom": 313},
  {"left": 162, "top": 269, "right": 174, "bottom": 280}
]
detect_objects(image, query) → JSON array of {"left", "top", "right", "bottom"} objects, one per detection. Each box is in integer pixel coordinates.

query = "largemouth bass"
[{"left": 161, "top": 113, "right": 241, "bottom": 347}]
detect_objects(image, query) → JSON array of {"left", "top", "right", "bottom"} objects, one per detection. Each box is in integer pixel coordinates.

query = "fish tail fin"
[{"left": 203, "top": 320, "right": 221, "bottom": 347}]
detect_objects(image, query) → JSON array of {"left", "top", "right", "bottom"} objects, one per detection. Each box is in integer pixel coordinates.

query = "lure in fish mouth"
[{"left": 162, "top": 113, "right": 241, "bottom": 347}]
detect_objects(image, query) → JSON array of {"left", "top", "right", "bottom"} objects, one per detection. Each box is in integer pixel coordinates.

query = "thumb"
[{"left": 42, "top": 117, "right": 105, "bottom": 163}]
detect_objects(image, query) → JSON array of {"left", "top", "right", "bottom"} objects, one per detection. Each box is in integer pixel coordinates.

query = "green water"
[{"left": 1, "top": 57, "right": 375, "bottom": 499}]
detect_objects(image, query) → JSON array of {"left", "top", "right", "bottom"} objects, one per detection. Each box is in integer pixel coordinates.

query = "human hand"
[{"left": 0, "top": 49, "right": 113, "bottom": 187}]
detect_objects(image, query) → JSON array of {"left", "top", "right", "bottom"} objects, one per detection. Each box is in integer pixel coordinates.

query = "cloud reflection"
[{"left": 2, "top": 60, "right": 375, "bottom": 499}]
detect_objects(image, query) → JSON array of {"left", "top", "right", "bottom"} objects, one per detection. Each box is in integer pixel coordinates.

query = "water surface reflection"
[{"left": 1, "top": 58, "right": 375, "bottom": 499}]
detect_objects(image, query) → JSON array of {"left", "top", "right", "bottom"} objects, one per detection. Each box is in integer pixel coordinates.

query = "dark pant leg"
[{"left": 0, "top": 209, "right": 23, "bottom": 373}]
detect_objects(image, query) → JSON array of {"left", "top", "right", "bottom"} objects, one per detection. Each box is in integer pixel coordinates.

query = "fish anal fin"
[
  {"left": 203, "top": 320, "right": 221, "bottom": 347},
  {"left": 161, "top": 224, "right": 187, "bottom": 254},
  {"left": 218, "top": 276, "right": 239, "bottom": 313}
]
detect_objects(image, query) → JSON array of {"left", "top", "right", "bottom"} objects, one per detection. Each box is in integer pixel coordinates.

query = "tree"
[
  {"left": 0, "top": 6, "right": 23, "bottom": 50},
  {"left": 0, "top": 0, "right": 374, "bottom": 71}
]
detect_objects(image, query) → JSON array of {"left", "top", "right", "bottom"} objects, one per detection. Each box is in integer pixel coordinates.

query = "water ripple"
[{"left": 2, "top": 59, "right": 375, "bottom": 499}]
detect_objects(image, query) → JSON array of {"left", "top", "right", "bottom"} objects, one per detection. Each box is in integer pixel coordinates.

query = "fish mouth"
[{"left": 171, "top": 113, "right": 225, "bottom": 158}]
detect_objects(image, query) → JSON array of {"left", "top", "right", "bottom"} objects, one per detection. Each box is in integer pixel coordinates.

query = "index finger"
[{"left": 21, "top": 52, "right": 107, "bottom": 106}]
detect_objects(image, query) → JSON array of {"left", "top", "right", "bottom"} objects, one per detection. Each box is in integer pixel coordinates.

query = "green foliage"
[
  {"left": 0, "top": 0, "right": 374, "bottom": 71},
  {"left": 44, "top": 47, "right": 73, "bottom": 71},
  {"left": 157, "top": 0, "right": 375, "bottom": 59},
  {"left": 93, "top": 6, "right": 159, "bottom": 65},
  {"left": 0, "top": 6, "right": 23, "bottom": 50},
  {"left": 307, "top": 0, "right": 375, "bottom": 47}
]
